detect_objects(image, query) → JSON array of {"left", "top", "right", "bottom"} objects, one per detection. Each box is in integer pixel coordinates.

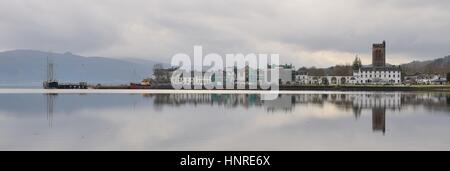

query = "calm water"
[{"left": 0, "top": 91, "right": 450, "bottom": 151}]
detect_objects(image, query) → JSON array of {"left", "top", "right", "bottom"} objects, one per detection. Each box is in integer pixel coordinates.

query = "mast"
[{"left": 47, "top": 57, "right": 54, "bottom": 82}]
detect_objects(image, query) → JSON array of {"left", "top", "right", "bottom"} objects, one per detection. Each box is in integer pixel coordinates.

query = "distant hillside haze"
[
  {"left": 401, "top": 55, "right": 450, "bottom": 75},
  {"left": 0, "top": 50, "right": 162, "bottom": 87}
]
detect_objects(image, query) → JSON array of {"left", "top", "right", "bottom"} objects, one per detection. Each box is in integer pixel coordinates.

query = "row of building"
[
  {"left": 404, "top": 74, "right": 448, "bottom": 85},
  {"left": 152, "top": 41, "right": 447, "bottom": 86},
  {"left": 153, "top": 64, "right": 295, "bottom": 88},
  {"left": 294, "top": 41, "right": 402, "bottom": 85}
]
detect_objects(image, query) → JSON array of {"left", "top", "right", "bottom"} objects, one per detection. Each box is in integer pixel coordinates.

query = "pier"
[{"left": 43, "top": 59, "right": 88, "bottom": 89}]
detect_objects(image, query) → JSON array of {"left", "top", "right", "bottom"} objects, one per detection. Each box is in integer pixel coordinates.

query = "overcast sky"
[{"left": 1, "top": 0, "right": 449, "bottom": 67}]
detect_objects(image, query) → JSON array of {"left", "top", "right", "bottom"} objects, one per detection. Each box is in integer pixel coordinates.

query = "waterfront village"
[
  {"left": 148, "top": 41, "right": 448, "bottom": 89},
  {"left": 43, "top": 41, "right": 449, "bottom": 90}
]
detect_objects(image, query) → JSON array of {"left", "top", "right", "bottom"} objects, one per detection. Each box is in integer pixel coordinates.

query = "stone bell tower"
[{"left": 372, "top": 41, "right": 386, "bottom": 67}]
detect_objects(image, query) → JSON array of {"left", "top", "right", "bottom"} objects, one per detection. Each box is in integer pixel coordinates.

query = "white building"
[
  {"left": 292, "top": 66, "right": 401, "bottom": 85},
  {"left": 353, "top": 65, "right": 402, "bottom": 84},
  {"left": 294, "top": 74, "right": 357, "bottom": 85},
  {"left": 430, "top": 75, "right": 447, "bottom": 85},
  {"left": 295, "top": 72, "right": 309, "bottom": 85},
  {"left": 404, "top": 74, "right": 447, "bottom": 85},
  {"left": 170, "top": 71, "right": 215, "bottom": 88}
]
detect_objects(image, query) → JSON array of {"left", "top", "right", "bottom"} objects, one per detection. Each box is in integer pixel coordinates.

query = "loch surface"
[{"left": 0, "top": 91, "right": 449, "bottom": 150}]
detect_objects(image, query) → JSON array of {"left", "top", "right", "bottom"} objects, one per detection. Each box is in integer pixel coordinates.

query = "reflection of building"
[
  {"left": 264, "top": 95, "right": 294, "bottom": 112},
  {"left": 151, "top": 94, "right": 263, "bottom": 108},
  {"left": 146, "top": 92, "right": 450, "bottom": 134},
  {"left": 150, "top": 93, "right": 407, "bottom": 114},
  {"left": 151, "top": 93, "right": 407, "bottom": 111},
  {"left": 352, "top": 93, "right": 401, "bottom": 110},
  {"left": 372, "top": 108, "right": 386, "bottom": 134},
  {"left": 147, "top": 92, "right": 450, "bottom": 135}
]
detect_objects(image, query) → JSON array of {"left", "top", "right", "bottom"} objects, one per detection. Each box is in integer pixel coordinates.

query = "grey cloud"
[
  {"left": 0, "top": 0, "right": 449, "bottom": 66},
  {"left": 0, "top": 0, "right": 122, "bottom": 53}
]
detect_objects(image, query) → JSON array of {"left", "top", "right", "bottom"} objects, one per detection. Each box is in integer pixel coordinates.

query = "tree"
[
  {"left": 333, "top": 65, "right": 353, "bottom": 76},
  {"left": 447, "top": 72, "right": 450, "bottom": 83},
  {"left": 352, "top": 55, "right": 362, "bottom": 71}
]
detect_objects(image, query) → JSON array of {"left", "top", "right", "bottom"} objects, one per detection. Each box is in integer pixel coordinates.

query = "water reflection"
[
  {"left": 144, "top": 92, "right": 450, "bottom": 134},
  {"left": 147, "top": 93, "right": 449, "bottom": 112},
  {"left": 46, "top": 94, "right": 55, "bottom": 128},
  {"left": 1, "top": 92, "right": 449, "bottom": 150},
  {"left": 43, "top": 92, "right": 450, "bottom": 133},
  {"left": 372, "top": 108, "right": 386, "bottom": 134}
]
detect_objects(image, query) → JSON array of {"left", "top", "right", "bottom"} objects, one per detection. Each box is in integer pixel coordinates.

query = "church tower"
[{"left": 372, "top": 41, "right": 386, "bottom": 67}]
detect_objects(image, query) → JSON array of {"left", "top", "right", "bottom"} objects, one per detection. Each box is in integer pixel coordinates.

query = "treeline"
[
  {"left": 297, "top": 55, "right": 450, "bottom": 77},
  {"left": 401, "top": 55, "right": 450, "bottom": 76},
  {"left": 298, "top": 65, "right": 353, "bottom": 76}
]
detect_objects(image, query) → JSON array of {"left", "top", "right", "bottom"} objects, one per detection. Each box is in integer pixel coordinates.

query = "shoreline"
[
  {"left": 136, "top": 84, "right": 450, "bottom": 92},
  {"left": 0, "top": 85, "right": 449, "bottom": 94},
  {"left": 279, "top": 85, "right": 450, "bottom": 92}
]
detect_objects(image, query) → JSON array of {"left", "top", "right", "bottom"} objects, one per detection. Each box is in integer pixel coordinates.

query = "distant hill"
[
  {"left": 0, "top": 50, "right": 162, "bottom": 87},
  {"left": 401, "top": 55, "right": 450, "bottom": 75}
]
